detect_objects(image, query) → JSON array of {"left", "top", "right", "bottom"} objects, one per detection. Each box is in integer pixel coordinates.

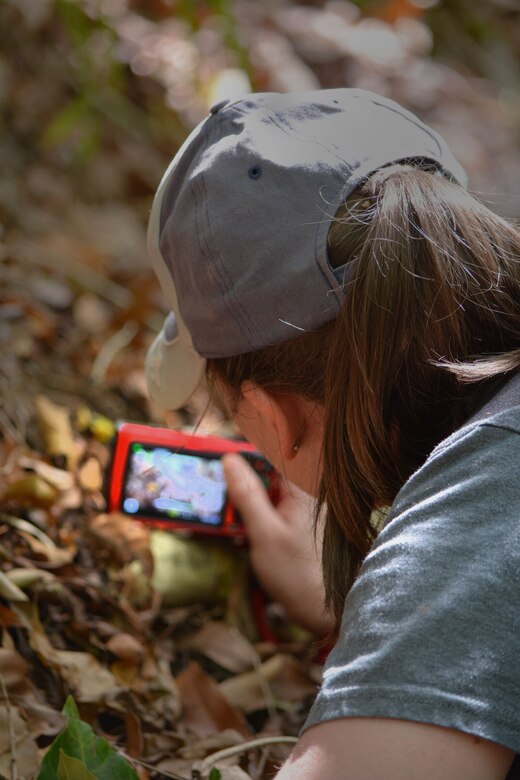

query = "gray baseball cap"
[{"left": 145, "top": 88, "right": 467, "bottom": 411}]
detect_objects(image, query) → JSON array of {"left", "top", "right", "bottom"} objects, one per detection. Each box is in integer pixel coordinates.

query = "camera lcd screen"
[{"left": 122, "top": 444, "right": 227, "bottom": 526}]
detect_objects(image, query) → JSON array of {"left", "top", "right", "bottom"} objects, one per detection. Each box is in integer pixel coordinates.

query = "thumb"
[{"left": 222, "top": 453, "right": 281, "bottom": 542}]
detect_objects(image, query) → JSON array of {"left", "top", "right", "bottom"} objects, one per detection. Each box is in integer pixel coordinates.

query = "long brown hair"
[{"left": 207, "top": 163, "right": 520, "bottom": 626}]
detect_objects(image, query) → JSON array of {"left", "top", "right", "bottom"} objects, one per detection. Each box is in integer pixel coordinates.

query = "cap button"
[{"left": 210, "top": 98, "right": 230, "bottom": 115}]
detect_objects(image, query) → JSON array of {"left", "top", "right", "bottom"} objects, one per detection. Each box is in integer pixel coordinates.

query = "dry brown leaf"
[
  {"left": 87, "top": 513, "right": 152, "bottom": 574},
  {"left": 111, "top": 658, "right": 140, "bottom": 686},
  {"left": 0, "top": 636, "right": 66, "bottom": 738},
  {"left": 219, "top": 654, "right": 317, "bottom": 714},
  {"left": 0, "top": 704, "right": 40, "bottom": 779},
  {"left": 0, "top": 604, "right": 23, "bottom": 628},
  {"left": 124, "top": 710, "right": 144, "bottom": 758},
  {"left": 106, "top": 632, "right": 145, "bottom": 662},
  {"left": 0, "top": 647, "right": 28, "bottom": 689},
  {"left": 109, "top": 655, "right": 182, "bottom": 731},
  {"left": 35, "top": 395, "right": 79, "bottom": 469},
  {"left": 0, "top": 571, "right": 29, "bottom": 602},
  {"left": 54, "top": 486, "right": 83, "bottom": 511},
  {"left": 18, "top": 531, "right": 77, "bottom": 567},
  {"left": 17, "top": 456, "right": 75, "bottom": 491},
  {"left": 14, "top": 602, "right": 121, "bottom": 704},
  {"left": 177, "top": 729, "right": 245, "bottom": 759},
  {"left": 176, "top": 662, "right": 251, "bottom": 739},
  {"left": 14, "top": 700, "right": 66, "bottom": 738},
  {"left": 78, "top": 457, "right": 103, "bottom": 491},
  {"left": 141, "top": 731, "right": 184, "bottom": 762},
  {"left": 3, "top": 473, "right": 59, "bottom": 509},
  {"left": 38, "top": 643, "right": 121, "bottom": 704},
  {"left": 179, "top": 621, "right": 255, "bottom": 674},
  {"left": 155, "top": 755, "right": 195, "bottom": 778},
  {"left": 6, "top": 567, "right": 57, "bottom": 590}
]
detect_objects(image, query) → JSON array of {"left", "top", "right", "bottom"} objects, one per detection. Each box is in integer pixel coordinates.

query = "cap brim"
[
  {"left": 145, "top": 151, "right": 207, "bottom": 411},
  {"left": 145, "top": 313, "right": 205, "bottom": 411}
]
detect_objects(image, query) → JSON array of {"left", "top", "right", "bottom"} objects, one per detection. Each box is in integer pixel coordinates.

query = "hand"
[{"left": 222, "top": 453, "right": 334, "bottom": 636}]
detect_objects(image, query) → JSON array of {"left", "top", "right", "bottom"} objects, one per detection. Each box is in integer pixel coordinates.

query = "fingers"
[
  {"left": 222, "top": 453, "right": 331, "bottom": 634},
  {"left": 222, "top": 453, "right": 283, "bottom": 543}
]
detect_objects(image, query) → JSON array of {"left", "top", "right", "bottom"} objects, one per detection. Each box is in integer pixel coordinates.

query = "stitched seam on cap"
[
  {"left": 267, "top": 110, "right": 353, "bottom": 169},
  {"left": 265, "top": 112, "right": 354, "bottom": 301},
  {"left": 353, "top": 92, "right": 444, "bottom": 158},
  {"left": 223, "top": 102, "right": 356, "bottom": 304}
]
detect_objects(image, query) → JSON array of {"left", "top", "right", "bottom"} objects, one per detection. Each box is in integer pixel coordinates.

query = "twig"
[
  {"left": 229, "top": 626, "right": 278, "bottom": 720},
  {"left": 199, "top": 737, "right": 298, "bottom": 774},
  {"left": 0, "top": 514, "right": 57, "bottom": 548},
  {"left": 119, "top": 751, "right": 189, "bottom": 780},
  {"left": 90, "top": 320, "right": 139, "bottom": 383},
  {"left": 253, "top": 747, "right": 270, "bottom": 780},
  {"left": 0, "top": 673, "right": 18, "bottom": 780}
]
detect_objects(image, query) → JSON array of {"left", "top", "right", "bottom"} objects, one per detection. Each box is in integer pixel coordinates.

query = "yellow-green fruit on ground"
[{"left": 150, "top": 531, "right": 243, "bottom": 607}]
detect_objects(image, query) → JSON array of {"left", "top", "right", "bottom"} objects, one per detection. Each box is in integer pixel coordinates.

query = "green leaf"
[
  {"left": 209, "top": 769, "right": 222, "bottom": 780},
  {"left": 57, "top": 750, "right": 98, "bottom": 780},
  {"left": 62, "top": 695, "right": 80, "bottom": 720},
  {"left": 37, "top": 697, "right": 139, "bottom": 780}
]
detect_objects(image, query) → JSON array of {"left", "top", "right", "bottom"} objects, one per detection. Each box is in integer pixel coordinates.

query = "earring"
[{"left": 293, "top": 430, "right": 305, "bottom": 453}]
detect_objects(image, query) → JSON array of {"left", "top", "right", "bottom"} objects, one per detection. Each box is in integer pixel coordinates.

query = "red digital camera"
[{"left": 107, "top": 422, "right": 278, "bottom": 538}]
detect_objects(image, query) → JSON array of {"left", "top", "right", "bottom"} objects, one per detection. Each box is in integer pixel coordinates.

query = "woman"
[{"left": 145, "top": 89, "right": 520, "bottom": 778}]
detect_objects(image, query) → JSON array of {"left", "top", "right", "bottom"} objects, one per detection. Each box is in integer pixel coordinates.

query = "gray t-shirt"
[{"left": 303, "top": 406, "right": 520, "bottom": 761}]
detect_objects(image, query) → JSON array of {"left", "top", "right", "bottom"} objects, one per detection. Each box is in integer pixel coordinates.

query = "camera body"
[{"left": 107, "top": 422, "right": 277, "bottom": 538}]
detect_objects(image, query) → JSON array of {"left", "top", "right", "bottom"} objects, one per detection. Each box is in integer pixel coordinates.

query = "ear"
[{"left": 240, "top": 380, "right": 305, "bottom": 461}]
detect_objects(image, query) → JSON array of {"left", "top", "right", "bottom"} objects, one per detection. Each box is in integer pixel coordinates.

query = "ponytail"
[
  {"left": 322, "top": 163, "right": 520, "bottom": 622},
  {"left": 208, "top": 164, "right": 520, "bottom": 627}
]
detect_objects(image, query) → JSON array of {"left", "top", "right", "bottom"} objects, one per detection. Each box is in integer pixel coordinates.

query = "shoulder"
[
  {"left": 371, "top": 404, "right": 520, "bottom": 601},
  {"left": 430, "top": 403, "right": 520, "bottom": 460},
  {"left": 304, "top": 407, "right": 520, "bottom": 752}
]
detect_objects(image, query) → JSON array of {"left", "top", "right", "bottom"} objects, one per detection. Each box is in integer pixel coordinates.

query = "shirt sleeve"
[{"left": 303, "top": 410, "right": 520, "bottom": 753}]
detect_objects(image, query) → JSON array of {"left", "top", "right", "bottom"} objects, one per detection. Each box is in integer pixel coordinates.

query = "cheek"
[
  {"left": 233, "top": 404, "right": 282, "bottom": 468},
  {"left": 234, "top": 409, "right": 270, "bottom": 455}
]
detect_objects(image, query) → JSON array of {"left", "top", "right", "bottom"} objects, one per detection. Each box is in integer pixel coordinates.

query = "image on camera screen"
[{"left": 122, "top": 444, "right": 226, "bottom": 526}]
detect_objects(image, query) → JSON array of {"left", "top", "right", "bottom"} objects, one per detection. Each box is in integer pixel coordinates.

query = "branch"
[
  {"left": 199, "top": 736, "right": 298, "bottom": 774},
  {"left": 0, "top": 674, "right": 18, "bottom": 780}
]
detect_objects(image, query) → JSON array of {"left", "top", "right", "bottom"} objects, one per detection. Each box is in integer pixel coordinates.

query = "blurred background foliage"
[
  {"left": 2, "top": 0, "right": 519, "bottom": 199},
  {"left": 0, "top": 0, "right": 519, "bottom": 429}
]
